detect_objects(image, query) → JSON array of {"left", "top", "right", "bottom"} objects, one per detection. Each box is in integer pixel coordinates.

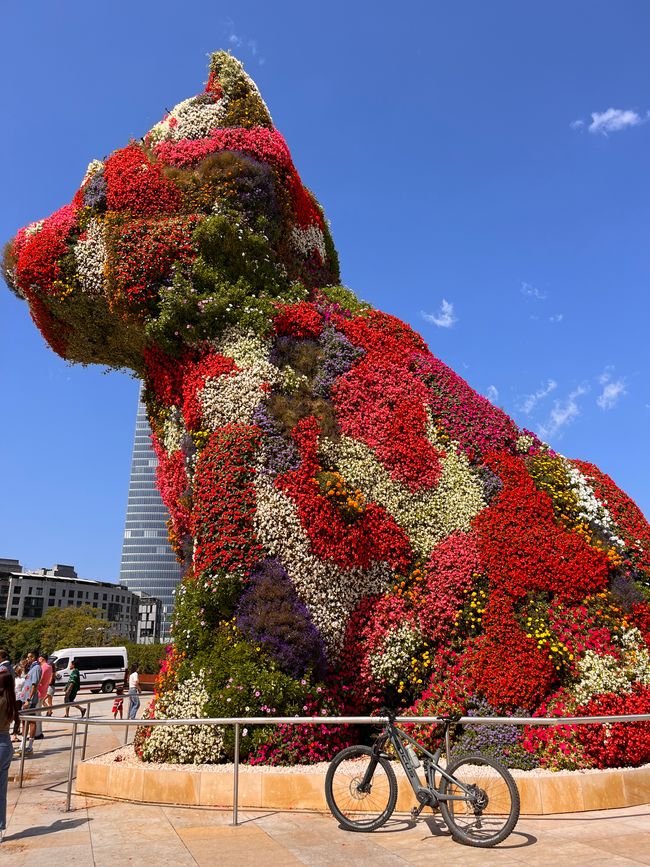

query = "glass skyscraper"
[{"left": 118, "top": 386, "right": 183, "bottom": 640}]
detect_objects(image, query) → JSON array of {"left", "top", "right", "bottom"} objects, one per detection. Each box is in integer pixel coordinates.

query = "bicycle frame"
[{"left": 369, "top": 721, "right": 478, "bottom": 806}]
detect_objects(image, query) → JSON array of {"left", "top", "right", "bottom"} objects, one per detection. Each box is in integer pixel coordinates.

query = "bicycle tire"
[
  {"left": 325, "top": 745, "right": 398, "bottom": 832},
  {"left": 439, "top": 754, "right": 520, "bottom": 847}
]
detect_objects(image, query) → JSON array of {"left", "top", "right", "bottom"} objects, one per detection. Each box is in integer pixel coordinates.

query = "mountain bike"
[{"left": 325, "top": 709, "right": 520, "bottom": 848}]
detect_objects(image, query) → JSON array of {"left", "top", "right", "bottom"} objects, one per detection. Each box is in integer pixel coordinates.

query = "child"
[{"left": 112, "top": 684, "right": 124, "bottom": 720}]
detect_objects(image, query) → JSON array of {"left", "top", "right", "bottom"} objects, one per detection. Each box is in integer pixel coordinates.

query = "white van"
[{"left": 49, "top": 646, "right": 128, "bottom": 694}]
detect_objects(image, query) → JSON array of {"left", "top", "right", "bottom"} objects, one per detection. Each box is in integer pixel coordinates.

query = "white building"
[{"left": 0, "top": 559, "right": 158, "bottom": 643}]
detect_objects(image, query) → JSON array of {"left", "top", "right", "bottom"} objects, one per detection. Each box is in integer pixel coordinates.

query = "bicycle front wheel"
[
  {"left": 325, "top": 745, "right": 398, "bottom": 831},
  {"left": 439, "top": 754, "right": 520, "bottom": 847}
]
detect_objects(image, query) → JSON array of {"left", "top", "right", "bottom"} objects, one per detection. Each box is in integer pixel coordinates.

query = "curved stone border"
[{"left": 76, "top": 755, "right": 650, "bottom": 814}]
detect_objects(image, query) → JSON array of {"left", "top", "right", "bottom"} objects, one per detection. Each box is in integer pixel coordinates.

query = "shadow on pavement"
[{"left": 2, "top": 817, "right": 89, "bottom": 841}]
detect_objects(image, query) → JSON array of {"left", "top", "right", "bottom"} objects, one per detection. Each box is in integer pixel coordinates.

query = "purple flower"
[
  {"left": 252, "top": 403, "right": 300, "bottom": 477},
  {"left": 236, "top": 557, "right": 328, "bottom": 678},
  {"left": 83, "top": 171, "right": 107, "bottom": 211},
  {"left": 313, "top": 326, "right": 363, "bottom": 398}
]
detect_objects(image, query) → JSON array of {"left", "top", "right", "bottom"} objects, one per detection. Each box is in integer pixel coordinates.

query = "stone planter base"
[{"left": 76, "top": 754, "right": 650, "bottom": 815}]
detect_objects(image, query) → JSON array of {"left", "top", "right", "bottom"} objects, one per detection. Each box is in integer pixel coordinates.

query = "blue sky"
[{"left": 1, "top": 1, "right": 648, "bottom": 582}]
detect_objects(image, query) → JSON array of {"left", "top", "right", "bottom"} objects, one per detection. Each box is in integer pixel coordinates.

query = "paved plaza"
[{"left": 1, "top": 697, "right": 649, "bottom": 866}]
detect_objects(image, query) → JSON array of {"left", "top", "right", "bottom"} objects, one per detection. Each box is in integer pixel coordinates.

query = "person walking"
[
  {"left": 63, "top": 661, "right": 85, "bottom": 718},
  {"left": 23, "top": 651, "right": 41, "bottom": 754},
  {"left": 34, "top": 654, "right": 52, "bottom": 739},
  {"left": 0, "top": 671, "right": 17, "bottom": 842},
  {"left": 128, "top": 664, "right": 141, "bottom": 720},
  {"left": 38, "top": 655, "right": 54, "bottom": 719}
]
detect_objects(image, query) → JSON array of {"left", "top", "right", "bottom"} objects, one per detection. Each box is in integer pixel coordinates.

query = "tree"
[{"left": 39, "top": 606, "right": 123, "bottom": 655}]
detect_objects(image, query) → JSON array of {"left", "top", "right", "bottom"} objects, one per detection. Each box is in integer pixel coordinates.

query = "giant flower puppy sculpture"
[{"left": 5, "top": 53, "right": 650, "bottom": 770}]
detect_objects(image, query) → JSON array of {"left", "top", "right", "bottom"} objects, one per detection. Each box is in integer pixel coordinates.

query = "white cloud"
[
  {"left": 520, "top": 379, "right": 557, "bottom": 415},
  {"left": 538, "top": 386, "right": 588, "bottom": 439},
  {"left": 549, "top": 313, "right": 564, "bottom": 323},
  {"left": 588, "top": 108, "right": 645, "bottom": 135},
  {"left": 486, "top": 385, "right": 499, "bottom": 404},
  {"left": 597, "top": 372, "right": 626, "bottom": 410},
  {"left": 521, "top": 281, "right": 547, "bottom": 301},
  {"left": 570, "top": 119, "right": 585, "bottom": 130},
  {"left": 421, "top": 299, "right": 457, "bottom": 328},
  {"left": 224, "top": 20, "right": 265, "bottom": 64}
]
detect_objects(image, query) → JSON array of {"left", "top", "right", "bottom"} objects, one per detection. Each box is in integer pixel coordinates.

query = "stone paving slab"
[{"left": 1, "top": 697, "right": 649, "bottom": 865}]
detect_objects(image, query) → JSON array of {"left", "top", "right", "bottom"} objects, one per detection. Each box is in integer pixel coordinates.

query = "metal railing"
[{"left": 18, "top": 703, "right": 650, "bottom": 824}]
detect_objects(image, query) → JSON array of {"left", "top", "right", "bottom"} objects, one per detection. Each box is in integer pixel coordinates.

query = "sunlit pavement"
[{"left": 2, "top": 697, "right": 649, "bottom": 866}]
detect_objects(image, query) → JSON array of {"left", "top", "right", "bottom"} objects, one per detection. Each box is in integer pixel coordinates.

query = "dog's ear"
[
  {"left": 146, "top": 51, "right": 274, "bottom": 146},
  {"left": 206, "top": 51, "right": 274, "bottom": 129}
]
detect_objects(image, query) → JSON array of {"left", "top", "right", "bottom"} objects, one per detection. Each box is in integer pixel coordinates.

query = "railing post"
[
  {"left": 18, "top": 721, "right": 28, "bottom": 788},
  {"left": 81, "top": 699, "right": 90, "bottom": 761},
  {"left": 66, "top": 720, "right": 79, "bottom": 812},
  {"left": 232, "top": 723, "right": 240, "bottom": 827}
]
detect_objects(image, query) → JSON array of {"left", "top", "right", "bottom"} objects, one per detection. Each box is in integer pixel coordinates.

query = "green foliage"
[
  {"left": 266, "top": 389, "right": 339, "bottom": 440},
  {"left": 319, "top": 285, "right": 371, "bottom": 316},
  {"left": 45, "top": 288, "right": 147, "bottom": 372},
  {"left": 0, "top": 618, "right": 44, "bottom": 661},
  {"left": 180, "top": 621, "right": 317, "bottom": 760},
  {"left": 120, "top": 642, "right": 167, "bottom": 674},
  {"left": 265, "top": 335, "right": 340, "bottom": 438},
  {"left": 40, "top": 605, "right": 118, "bottom": 655},
  {"left": 208, "top": 51, "right": 274, "bottom": 129},
  {"left": 1, "top": 239, "right": 21, "bottom": 298},
  {"left": 0, "top": 605, "right": 127, "bottom": 660},
  {"left": 144, "top": 214, "right": 308, "bottom": 353},
  {"left": 172, "top": 572, "right": 244, "bottom": 658}
]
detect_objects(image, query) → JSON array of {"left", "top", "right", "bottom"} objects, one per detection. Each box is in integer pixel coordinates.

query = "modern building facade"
[
  {"left": 0, "top": 561, "right": 141, "bottom": 641},
  {"left": 133, "top": 591, "right": 163, "bottom": 644},
  {"left": 118, "top": 387, "right": 183, "bottom": 639}
]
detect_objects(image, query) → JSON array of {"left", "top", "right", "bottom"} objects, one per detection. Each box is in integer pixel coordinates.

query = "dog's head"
[{"left": 3, "top": 52, "right": 340, "bottom": 372}]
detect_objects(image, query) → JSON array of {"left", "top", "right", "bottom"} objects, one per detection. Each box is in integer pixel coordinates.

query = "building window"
[
  {"left": 10, "top": 607, "right": 18, "bottom": 617},
  {"left": 93, "top": 593, "right": 98, "bottom": 600},
  {"left": 35, "top": 587, "right": 44, "bottom": 596},
  {"left": 49, "top": 588, "right": 56, "bottom": 597}
]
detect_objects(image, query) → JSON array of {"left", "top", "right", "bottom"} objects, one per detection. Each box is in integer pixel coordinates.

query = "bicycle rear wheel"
[
  {"left": 325, "top": 745, "right": 398, "bottom": 831},
  {"left": 439, "top": 754, "right": 520, "bottom": 847}
]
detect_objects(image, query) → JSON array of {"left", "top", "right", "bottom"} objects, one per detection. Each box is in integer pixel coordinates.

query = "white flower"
[
  {"left": 369, "top": 623, "right": 422, "bottom": 686},
  {"left": 147, "top": 94, "right": 228, "bottom": 144},
  {"left": 74, "top": 219, "right": 107, "bottom": 295},
  {"left": 24, "top": 219, "right": 45, "bottom": 238},
  {"left": 573, "top": 628, "right": 650, "bottom": 705},
  {"left": 141, "top": 670, "right": 223, "bottom": 764},
  {"left": 81, "top": 159, "right": 104, "bottom": 187},
  {"left": 291, "top": 225, "right": 327, "bottom": 263},
  {"left": 162, "top": 407, "right": 186, "bottom": 454},
  {"left": 564, "top": 459, "right": 625, "bottom": 550}
]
